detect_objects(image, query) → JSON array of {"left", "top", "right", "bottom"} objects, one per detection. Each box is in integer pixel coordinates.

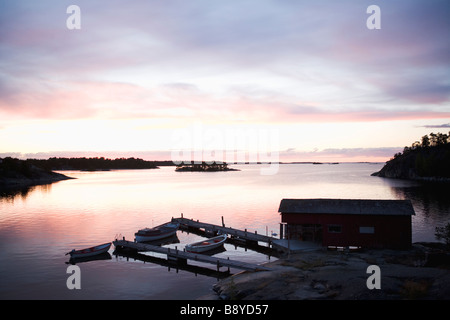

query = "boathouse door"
[{"left": 286, "top": 224, "right": 323, "bottom": 243}]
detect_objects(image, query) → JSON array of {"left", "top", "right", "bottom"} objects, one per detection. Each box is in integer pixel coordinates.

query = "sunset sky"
[{"left": 1, "top": 0, "right": 449, "bottom": 162}]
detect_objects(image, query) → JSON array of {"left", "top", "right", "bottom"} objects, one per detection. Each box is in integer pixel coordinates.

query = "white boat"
[
  {"left": 185, "top": 234, "right": 227, "bottom": 253},
  {"left": 66, "top": 242, "right": 111, "bottom": 259},
  {"left": 135, "top": 222, "right": 179, "bottom": 242}
]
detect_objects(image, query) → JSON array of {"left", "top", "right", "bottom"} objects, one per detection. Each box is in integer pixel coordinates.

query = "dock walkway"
[
  {"left": 113, "top": 239, "right": 271, "bottom": 272},
  {"left": 172, "top": 217, "right": 277, "bottom": 246}
]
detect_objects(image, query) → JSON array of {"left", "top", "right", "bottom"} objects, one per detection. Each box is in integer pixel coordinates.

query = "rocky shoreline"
[
  {"left": 0, "top": 167, "right": 74, "bottom": 189},
  {"left": 371, "top": 139, "right": 450, "bottom": 182},
  {"left": 203, "top": 243, "right": 450, "bottom": 300},
  {"left": 372, "top": 170, "right": 450, "bottom": 183}
]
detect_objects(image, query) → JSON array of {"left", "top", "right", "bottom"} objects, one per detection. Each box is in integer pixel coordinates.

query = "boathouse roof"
[{"left": 278, "top": 199, "right": 415, "bottom": 216}]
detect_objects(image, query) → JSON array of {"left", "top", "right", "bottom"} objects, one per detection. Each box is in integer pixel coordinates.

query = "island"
[
  {"left": 175, "top": 161, "right": 239, "bottom": 172},
  {"left": 371, "top": 132, "right": 450, "bottom": 182}
]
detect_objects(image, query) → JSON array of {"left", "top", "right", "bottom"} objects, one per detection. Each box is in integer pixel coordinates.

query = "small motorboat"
[
  {"left": 66, "top": 242, "right": 111, "bottom": 259},
  {"left": 135, "top": 222, "right": 180, "bottom": 242},
  {"left": 185, "top": 234, "right": 227, "bottom": 253}
]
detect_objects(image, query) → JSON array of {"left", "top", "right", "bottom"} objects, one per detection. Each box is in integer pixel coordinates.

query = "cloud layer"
[{"left": 0, "top": 1, "right": 449, "bottom": 159}]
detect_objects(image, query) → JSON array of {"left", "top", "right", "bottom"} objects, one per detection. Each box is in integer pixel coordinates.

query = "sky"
[{"left": 0, "top": 0, "right": 449, "bottom": 163}]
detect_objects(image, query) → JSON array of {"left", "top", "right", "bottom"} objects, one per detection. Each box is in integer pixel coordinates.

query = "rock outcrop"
[
  {"left": 372, "top": 144, "right": 450, "bottom": 182},
  {"left": 0, "top": 157, "right": 74, "bottom": 188}
]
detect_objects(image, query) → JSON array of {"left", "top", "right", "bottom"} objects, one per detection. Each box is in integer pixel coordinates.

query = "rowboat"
[
  {"left": 135, "top": 222, "right": 180, "bottom": 242},
  {"left": 185, "top": 234, "right": 228, "bottom": 253},
  {"left": 66, "top": 242, "right": 111, "bottom": 259}
]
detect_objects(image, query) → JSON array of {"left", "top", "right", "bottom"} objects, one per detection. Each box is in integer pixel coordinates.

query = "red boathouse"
[{"left": 279, "top": 199, "right": 415, "bottom": 249}]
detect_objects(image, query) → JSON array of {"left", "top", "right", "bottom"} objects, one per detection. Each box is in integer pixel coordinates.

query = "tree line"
[
  {"left": 28, "top": 157, "right": 170, "bottom": 170},
  {"left": 0, "top": 157, "right": 38, "bottom": 179},
  {"left": 386, "top": 131, "right": 450, "bottom": 179},
  {"left": 393, "top": 131, "right": 450, "bottom": 159},
  {"left": 0, "top": 157, "right": 178, "bottom": 175}
]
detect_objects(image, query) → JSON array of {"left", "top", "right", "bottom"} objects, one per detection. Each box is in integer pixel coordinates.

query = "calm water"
[{"left": 0, "top": 163, "right": 449, "bottom": 299}]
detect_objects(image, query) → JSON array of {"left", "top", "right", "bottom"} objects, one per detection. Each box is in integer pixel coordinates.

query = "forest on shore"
[
  {"left": 372, "top": 132, "right": 450, "bottom": 181},
  {"left": 25, "top": 157, "right": 168, "bottom": 171},
  {"left": 0, "top": 156, "right": 173, "bottom": 173}
]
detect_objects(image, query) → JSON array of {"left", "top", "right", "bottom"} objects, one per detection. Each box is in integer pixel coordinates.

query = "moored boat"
[
  {"left": 66, "top": 242, "right": 112, "bottom": 259},
  {"left": 185, "top": 234, "right": 227, "bottom": 253},
  {"left": 135, "top": 222, "right": 179, "bottom": 242}
]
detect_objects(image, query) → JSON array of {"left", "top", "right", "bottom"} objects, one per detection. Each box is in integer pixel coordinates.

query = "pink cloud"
[
  {"left": 2, "top": 78, "right": 449, "bottom": 125},
  {"left": 0, "top": 80, "right": 155, "bottom": 120}
]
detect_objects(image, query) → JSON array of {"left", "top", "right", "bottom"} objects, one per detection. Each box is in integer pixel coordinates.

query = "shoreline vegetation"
[
  {"left": 175, "top": 162, "right": 239, "bottom": 172},
  {"left": 372, "top": 132, "right": 450, "bottom": 183}
]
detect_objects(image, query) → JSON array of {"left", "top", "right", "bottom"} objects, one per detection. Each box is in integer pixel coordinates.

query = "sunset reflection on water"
[{"left": 1, "top": 163, "right": 448, "bottom": 299}]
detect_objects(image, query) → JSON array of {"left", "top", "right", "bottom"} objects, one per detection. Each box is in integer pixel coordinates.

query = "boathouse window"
[
  {"left": 327, "top": 225, "right": 342, "bottom": 233},
  {"left": 359, "top": 226, "right": 375, "bottom": 234}
]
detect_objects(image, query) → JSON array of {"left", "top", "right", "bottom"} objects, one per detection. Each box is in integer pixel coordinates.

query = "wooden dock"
[
  {"left": 113, "top": 239, "right": 271, "bottom": 272},
  {"left": 113, "top": 250, "right": 231, "bottom": 279},
  {"left": 172, "top": 216, "right": 277, "bottom": 246}
]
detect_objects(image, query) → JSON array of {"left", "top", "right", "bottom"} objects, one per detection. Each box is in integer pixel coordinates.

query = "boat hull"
[
  {"left": 135, "top": 229, "right": 178, "bottom": 242},
  {"left": 185, "top": 234, "right": 227, "bottom": 253},
  {"left": 69, "top": 242, "right": 111, "bottom": 259},
  {"left": 135, "top": 222, "right": 179, "bottom": 242}
]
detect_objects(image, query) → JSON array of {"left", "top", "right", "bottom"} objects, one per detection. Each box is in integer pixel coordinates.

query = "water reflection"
[
  {"left": 381, "top": 179, "right": 450, "bottom": 242},
  {"left": 0, "top": 185, "right": 36, "bottom": 202},
  {"left": 113, "top": 250, "right": 231, "bottom": 280},
  {"left": 394, "top": 183, "right": 448, "bottom": 212},
  {"left": 1, "top": 164, "right": 449, "bottom": 299},
  {"left": 0, "top": 183, "right": 53, "bottom": 202},
  {"left": 67, "top": 252, "right": 112, "bottom": 265}
]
